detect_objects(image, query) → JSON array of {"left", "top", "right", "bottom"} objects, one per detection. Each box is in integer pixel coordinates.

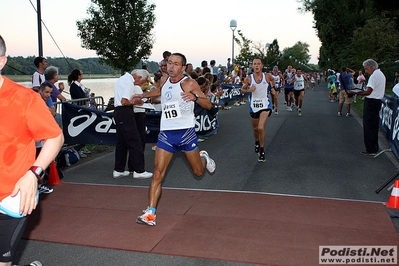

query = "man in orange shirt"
[{"left": 0, "top": 36, "right": 64, "bottom": 266}]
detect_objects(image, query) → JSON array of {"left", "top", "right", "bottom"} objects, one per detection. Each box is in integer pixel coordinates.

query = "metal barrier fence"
[{"left": 54, "top": 96, "right": 107, "bottom": 115}]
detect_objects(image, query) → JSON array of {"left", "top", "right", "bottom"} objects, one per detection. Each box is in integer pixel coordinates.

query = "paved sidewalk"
[{"left": 15, "top": 82, "right": 399, "bottom": 265}]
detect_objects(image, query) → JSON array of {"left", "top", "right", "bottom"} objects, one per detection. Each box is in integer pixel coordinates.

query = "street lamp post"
[
  {"left": 265, "top": 43, "right": 270, "bottom": 72},
  {"left": 230, "top": 19, "right": 237, "bottom": 65}
]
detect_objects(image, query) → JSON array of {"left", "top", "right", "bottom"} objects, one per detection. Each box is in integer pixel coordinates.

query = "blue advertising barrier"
[
  {"left": 379, "top": 94, "right": 399, "bottom": 159},
  {"left": 61, "top": 102, "right": 218, "bottom": 145}
]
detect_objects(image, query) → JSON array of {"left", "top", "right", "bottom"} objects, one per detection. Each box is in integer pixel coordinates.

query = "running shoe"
[
  {"left": 234, "top": 102, "right": 240, "bottom": 106},
  {"left": 255, "top": 143, "right": 260, "bottom": 153},
  {"left": 133, "top": 171, "right": 153, "bottom": 179},
  {"left": 82, "top": 148, "right": 91, "bottom": 154},
  {"left": 136, "top": 207, "right": 157, "bottom": 226},
  {"left": 79, "top": 151, "right": 87, "bottom": 158},
  {"left": 298, "top": 109, "right": 302, "bottom": 116},
  {"left": 338, "top": 112, "right": 342, "bottom": 117},
  {"left": 113, "top": 170, "right": 130, "bottom": 178},
  {"left": 38, "top": 184, "right": 53, "bottom": 194},
  {"left": 199, "top": 150, "right": 216, "bottom": 173},
  {"left": 288, "top": 107, "right": 292, "bottom": 112},
  {"left": 258, "top": 152, "right": 266, "bottom": 162},
  {"left": 346, "top": 113, "right": 352, "bottom": 117},
  {"left": 275, "top": 109, "right": 278, "bottom": 115}
]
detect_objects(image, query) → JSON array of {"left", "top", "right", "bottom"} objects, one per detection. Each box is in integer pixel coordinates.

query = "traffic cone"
[
  {"left": 386, "top": 180, "right": 399, "bottom": 209},
  {"left": 47, "top": 161, "right": 61, "bottom": 185}
]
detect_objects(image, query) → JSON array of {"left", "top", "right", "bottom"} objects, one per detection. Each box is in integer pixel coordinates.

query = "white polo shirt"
[
  {"left": 366, "top": 69, "right": 386, "bottom": 99},
  {"left": 114, "top": 73, "right": 134, "bottom": 107}
]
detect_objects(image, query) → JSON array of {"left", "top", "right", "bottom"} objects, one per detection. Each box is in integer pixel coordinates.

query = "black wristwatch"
[
  {"left": 193, "top": 93, "right": 199, "bottom": 102},
  {"left": 29, "top": 166, "right": 45, "bottom": 183}
]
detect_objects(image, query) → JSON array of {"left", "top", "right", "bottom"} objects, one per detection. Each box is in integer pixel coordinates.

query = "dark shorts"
[
  {"left": 294, "top": 89, "right": 305, "bottom": 97},
  {"left": 0, "top": 214, "right": 27, "bottom": 262},
  {"left": 250, "top": 109, "right": 272, "bottom": 119},
  {"left": 284, "top": 88, "right": 294, "bottom": 95}
]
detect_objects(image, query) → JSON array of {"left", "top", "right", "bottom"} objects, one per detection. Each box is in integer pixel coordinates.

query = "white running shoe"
[
  {"left": 136, "top": 207, "right": 156, "bottom": 226},
  {"left": 133, "top": 171, "right": 153, "bottom": 179},
  {"left": 113, "top": 170, "right": 130, "bottom": 178},
  {"left": 38, "top": 184, "right": 53, "bottom": 194},
  {"left": 200, "top": 150, "right": 216, "bottom": 173}
]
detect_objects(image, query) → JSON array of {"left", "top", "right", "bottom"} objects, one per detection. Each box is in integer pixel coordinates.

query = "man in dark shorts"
[{"left": 241, "top": 57, "right": 276, "bottom": 162}]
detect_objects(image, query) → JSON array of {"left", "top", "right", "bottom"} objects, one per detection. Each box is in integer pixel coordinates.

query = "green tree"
[
  {"left": 253, "top": 39, "right": 282, "bottom": 72},
  {"left": 281, "top": 42, "right": 311, "bottom": 70},
  {"left": 77, "top": 0, "right": 156, "bottom": 74},
  {"left": 4, "top": 57, "right": 22, "bottom": 75},
  {"left": 233, "top": 30, "right": 255, "bottom": 69},
  {"left": 299, "top": 0, "right": 399, "bottom": 70},
  {"left": 349, "top": 16, "right": 399, "bottom": 74}
]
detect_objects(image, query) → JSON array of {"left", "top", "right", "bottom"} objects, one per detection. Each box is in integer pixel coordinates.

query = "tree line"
[
  {"left": 2, "top": 56, "right": 160, "bottom": 76},
  {"left": 299, "top": 0, "right": 399, "bottom": 74}
]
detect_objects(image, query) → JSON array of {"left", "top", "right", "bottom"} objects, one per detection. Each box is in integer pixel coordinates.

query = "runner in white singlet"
[
  {"left": 241, "top": 57, "right": 276, "bottom": 162},
  {"left": 290, "top": 68, "right": 309, "bottom": 116},
  {"left": 131, "top": 53, "right": 216, "bottom": 226}
]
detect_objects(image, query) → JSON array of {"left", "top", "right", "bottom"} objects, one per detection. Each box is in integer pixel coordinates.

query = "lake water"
[{"left": 19, "top": 78, "right": 118, "bottom": 104}]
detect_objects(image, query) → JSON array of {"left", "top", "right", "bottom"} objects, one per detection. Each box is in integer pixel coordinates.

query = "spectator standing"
[
  {"left": 209, "top": 59, "right": 216, "bottom": 74},
  {"left": 158, "top": 50, "right": 171, "bottom": 71},
  {"left": 357, "top": 70, "right": 366, "bottom": 87},
  {"left": 394, "top": 71, "right": 399, "bottom": 85},
  {"left": 140, "top": 64, "right": 153, "bottom": 92},
  {"left": 150, "top": 73, "right": 163, "bottom": 151},
  {"left": 327, "top": 70, "right": 337, "bottom": 102},
  {"left": 68, "top": 69, "right": 87, "bottom": 106},
  {"left": 45, "top": 66, "right": 66, "bottom": 103},
  {"left": 0, "top": 35, "right": 64, "bottom": 266},
  {"left": 132, "top": 69, "right": 151, "bottom": 154},
  {"left": 227, "top": 58, "right": 232, "bottom": 72},
  {"left": 113, "top": 70, "right": 153, "bottom": 179},
  {"left": 35, "top": 81, "right": 58, "bottom": 194},
  {"left": 68, "top": 69, "right": 91, "bottom": 158},
  {"left": 31, "top": 56, "right": 47, "bottom": 92},
  {"left": 349, "top": 59, "right": 386, "bottom": 155},
  {"left": 338, "top": 67, "right": 355, "bottom": 117},
  {"left": 89, "top": 92, "right": 98, "bottom": 109},
  {"left": 157, "top": 60, "right": 169, "bottom": 76},
  {"left": 185, "top": 63, "right": 193, "bottom": 77},
  {"left": 354, "top": 69, "right": 367, "bottom": 103}
]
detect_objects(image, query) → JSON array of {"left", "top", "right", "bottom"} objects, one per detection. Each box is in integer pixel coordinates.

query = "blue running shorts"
[{"left": 157, "top": 127, "right": 198, "bottom": 153}]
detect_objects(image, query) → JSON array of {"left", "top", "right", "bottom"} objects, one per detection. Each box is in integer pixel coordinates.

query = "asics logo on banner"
[{"left": 67, "top": 112, "right": 116, "bottom": 137}]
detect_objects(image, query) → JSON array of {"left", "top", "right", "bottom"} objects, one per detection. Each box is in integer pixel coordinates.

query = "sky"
[{"left": 1, "top": 0, "right": 321, "bottom": 68}]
